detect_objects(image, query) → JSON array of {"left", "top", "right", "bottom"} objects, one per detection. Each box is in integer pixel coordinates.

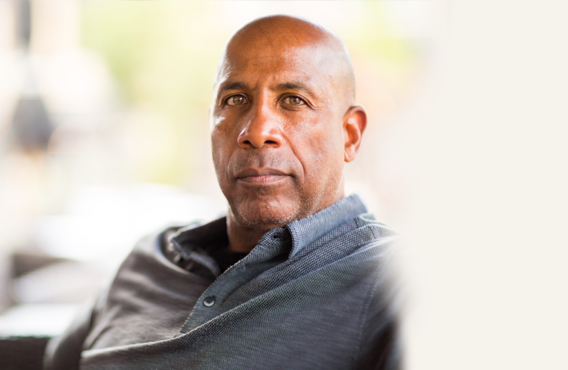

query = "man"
[{"left": 44, "top": 15, "right": 400, "bottom": 370}]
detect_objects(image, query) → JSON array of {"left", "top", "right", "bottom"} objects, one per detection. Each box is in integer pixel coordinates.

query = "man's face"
[{"left": 211, "top": 41, "right": 349, "bottom": 231}]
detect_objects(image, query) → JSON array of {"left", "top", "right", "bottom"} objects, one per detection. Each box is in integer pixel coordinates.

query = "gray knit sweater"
[{"left": 44, "top": 194, "right": 400, "bottom": 370}]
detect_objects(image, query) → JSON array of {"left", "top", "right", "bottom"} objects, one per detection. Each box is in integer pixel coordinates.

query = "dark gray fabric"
[
  {"left": 44, "top": 194, "right": 400, "bottom": 370},
  {"left": 0, "top": 336, "right": 50, "bottom": 370}
]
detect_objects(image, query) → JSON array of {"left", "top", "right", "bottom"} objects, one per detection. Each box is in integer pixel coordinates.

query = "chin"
[{"left": 232, "top": 201, "right": 300, "bottom": 231}]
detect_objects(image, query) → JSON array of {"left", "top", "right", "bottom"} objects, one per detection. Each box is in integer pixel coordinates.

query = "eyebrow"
[
  {"left": 218, "top": 81, "right": 249, "bottom": 95},
  {"left": 216, "top": 80, "right": 317, "bottom": 101}
]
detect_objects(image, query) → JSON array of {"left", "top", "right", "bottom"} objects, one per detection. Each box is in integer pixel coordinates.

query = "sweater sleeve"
[
  {"left": 43, "top": 291, "right": 101, "bottom": 370},
  {"left": 355, "top": 242, "right": 403, "bottom": 370}
]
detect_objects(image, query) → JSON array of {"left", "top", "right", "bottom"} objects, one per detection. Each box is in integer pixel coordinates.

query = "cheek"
[
  {"left": 288, "top": 118, "right": 344, "bottom": 179},
  {"left": 211, "top": 131, "right": 230, "bottom": 179},
  {"left": 300, "top": 115, "right": 344, "bottom": 156}
]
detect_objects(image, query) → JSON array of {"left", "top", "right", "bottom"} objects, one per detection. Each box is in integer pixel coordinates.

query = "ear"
[{"left": 342, "top": 105, "right": 367, "bottom": 162}]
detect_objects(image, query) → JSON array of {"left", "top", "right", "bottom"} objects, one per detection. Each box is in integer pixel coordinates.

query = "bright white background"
[{"left": 399, "top": 1, "right": 568, "bottom": 369}]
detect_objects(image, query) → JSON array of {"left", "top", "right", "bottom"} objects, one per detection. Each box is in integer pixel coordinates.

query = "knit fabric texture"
[{"left": 44, "top": 194, "right": 400, "bottom": 370}]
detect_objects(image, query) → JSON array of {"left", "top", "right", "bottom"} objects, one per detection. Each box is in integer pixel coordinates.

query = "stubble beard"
[
  {"left": 228, "top": 169, "right": 344, "bottom": 235},
  {"left": 229, "top": 192, "right": 306, "bottom": 234}
]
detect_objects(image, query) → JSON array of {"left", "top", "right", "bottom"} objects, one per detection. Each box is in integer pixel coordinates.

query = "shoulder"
[{"left": 351, "top": 215, "right": 402, "bottom": 369}]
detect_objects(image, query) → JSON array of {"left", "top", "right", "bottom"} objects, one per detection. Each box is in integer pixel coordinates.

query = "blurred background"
[{"left": 1, "top": 1, "right": 568, "bottom": 370}]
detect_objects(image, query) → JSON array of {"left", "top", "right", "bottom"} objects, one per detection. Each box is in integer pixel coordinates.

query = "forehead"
[{"left": 216, "top": 43, "right": 336, "bottom": 92}]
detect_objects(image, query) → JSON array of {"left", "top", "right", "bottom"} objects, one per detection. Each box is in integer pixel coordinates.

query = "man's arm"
[
  {"left": 43, "top": 293, "right": 99, "bottom": 370},
  {"left": 356, "top": 241, "right": 402, "bottom": 370}
]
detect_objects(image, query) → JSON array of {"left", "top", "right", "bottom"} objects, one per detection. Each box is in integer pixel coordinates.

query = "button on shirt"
[{"left": 44, "top": 194, "right": 400, "bottom": 370}]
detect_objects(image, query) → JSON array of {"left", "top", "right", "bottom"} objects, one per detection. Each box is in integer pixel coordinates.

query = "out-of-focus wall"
[{"left": 396, "top": 2, "right": 568, "bottom": 370}]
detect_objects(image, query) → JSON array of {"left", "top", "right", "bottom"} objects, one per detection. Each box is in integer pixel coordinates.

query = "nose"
[{"left": 237, "top": 103, "right": 282, "bottom": 149}]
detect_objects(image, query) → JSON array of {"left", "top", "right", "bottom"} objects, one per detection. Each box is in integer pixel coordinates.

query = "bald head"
[{"left": 215, "top": 15, "right": 356, "bottom": 107}]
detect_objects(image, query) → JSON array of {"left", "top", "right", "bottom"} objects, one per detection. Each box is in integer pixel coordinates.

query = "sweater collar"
[
  {"left": 285, "top": 193, "right": 368, "bottom": 258},
  {"left": 170, "top": 193, "right": 368, "bottom": 264}
]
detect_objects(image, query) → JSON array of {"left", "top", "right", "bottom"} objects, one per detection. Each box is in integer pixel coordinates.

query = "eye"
[
  {"left": 283, "top": 96, "right": 306, "bottom": 106},
  {"left": 226, "top": 95, "right": 248, "bottom": 106}
]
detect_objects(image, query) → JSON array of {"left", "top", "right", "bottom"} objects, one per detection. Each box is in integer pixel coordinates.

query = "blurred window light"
[
  {"left": 0, "top": 303, "right": 79, "bottom": 337},
  {"left": 33, "top": 184, "right": 225, "bottom": 262}
]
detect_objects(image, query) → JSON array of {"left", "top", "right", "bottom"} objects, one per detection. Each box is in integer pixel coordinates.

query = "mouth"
[{"left": 235, "top": 168, "right": 290, "bottom": 185}]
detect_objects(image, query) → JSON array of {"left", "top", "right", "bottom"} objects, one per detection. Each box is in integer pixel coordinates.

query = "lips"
[{"left": 235, "top": 168, "right": 290, "bottom": 184}]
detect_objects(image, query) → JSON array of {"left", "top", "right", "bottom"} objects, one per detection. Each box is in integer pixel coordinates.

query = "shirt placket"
[{"left": 180, "top": 228, "right": 289, "bottom": 333}]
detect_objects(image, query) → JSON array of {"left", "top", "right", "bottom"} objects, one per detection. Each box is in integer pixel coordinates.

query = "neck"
[{"left": 226, "top": 212, "right": 267, "bottom": 253}]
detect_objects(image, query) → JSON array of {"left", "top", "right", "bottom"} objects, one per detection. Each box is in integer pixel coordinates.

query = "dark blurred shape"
[
  {"left": 11, "top": 96, "right": 54, "bottom": 152},
  {"left": 12, "top": 252, "right": 67, "bottom": 278},
  {"left": 0, "top": 256, "right": 13, "bottom": 313},
  {"left": 0, "top": 336, "right": 50, "bottom": 370},
  {"left": 0, "top": 251, "right": 64, "bottom": 314},
  {"left": 15, "top": 0, "right": 31, "bottom": 49},
  {"left": 11, "top": 0, "right": 54, "bottom": 152}
]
